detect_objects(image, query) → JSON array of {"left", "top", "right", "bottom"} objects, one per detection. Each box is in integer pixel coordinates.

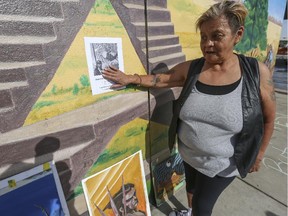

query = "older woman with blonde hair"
[{"left": 103, "top": 1, "right": 276, "bottom": 215}]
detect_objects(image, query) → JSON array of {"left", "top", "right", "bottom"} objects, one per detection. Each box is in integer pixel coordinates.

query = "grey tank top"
[{"left": 178, "top": 78, "right": 243, "bottom": 177}]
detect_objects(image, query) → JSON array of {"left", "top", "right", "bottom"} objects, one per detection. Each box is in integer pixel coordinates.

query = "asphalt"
[{"left": 150, "top": 91, "right": 288, "bottom": 216}]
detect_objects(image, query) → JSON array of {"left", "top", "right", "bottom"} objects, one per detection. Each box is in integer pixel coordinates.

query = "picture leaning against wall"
[
  {"left": 152, "top": 152, "right": 185, "bottom": 207},
  {"left": 82, "top": 150, "right": 151, "bottom": 216},
  {"left": 84, "top": 37, "right": 125, "bottom": 95}
]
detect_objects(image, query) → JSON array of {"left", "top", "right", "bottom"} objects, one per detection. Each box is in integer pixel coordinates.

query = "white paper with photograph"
[{"left": 84, "top": 37, "right": 125, "bottom": 95}]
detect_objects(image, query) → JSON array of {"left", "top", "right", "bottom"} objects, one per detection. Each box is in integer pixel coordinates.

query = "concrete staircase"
[
  {"left": 110, "top": 0, "right": 186, "bottom": 73},
  {"left": 0, "top": 0, "right": 95, "bottom": 133}
]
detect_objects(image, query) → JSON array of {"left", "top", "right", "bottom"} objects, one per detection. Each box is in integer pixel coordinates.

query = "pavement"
[{"left": 150, "top": 91, "right": 288, "bottom": 216}]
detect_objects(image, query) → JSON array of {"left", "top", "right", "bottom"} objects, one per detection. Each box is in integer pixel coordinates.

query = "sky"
[{"left": 268, "top": 0, "right": 287, "bottom": 22}]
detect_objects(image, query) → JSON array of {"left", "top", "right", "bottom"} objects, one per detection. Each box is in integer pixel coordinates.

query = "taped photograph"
[{"left": 84, "top": 37, "right": 124, "bottom": 95}]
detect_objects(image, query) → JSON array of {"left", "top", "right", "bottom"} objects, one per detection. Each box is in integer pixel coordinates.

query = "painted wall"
[{"left": 0, "top": 0, "right": 285, "bottom": 215}]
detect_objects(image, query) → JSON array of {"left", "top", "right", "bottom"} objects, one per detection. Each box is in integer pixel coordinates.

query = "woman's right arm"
[{"left": 102, "top": 61, "right": 191, "bottom": 89}]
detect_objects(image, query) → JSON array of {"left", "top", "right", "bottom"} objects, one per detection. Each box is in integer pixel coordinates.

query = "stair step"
[
  {"left": 0, "top": 90, "right": 13, "bottom": 109},
  {"left": 50, "top": 0, "right": 80, "bottom": 2},
  {"left": 143, "top": 44, "right": 182, "bottom": 58},
  {"left": 0, "top": 61, "right": 46, "bottom": 70},
  {"left": 0, "top": 44, "right": 44, "bottom": 62},
  {"left": 0, "top": 68, "right": 27, "bottom": 83},
  {"left": 0, "top": 21, "right": 55, "bottom": 37},
  {"left": 133, "top": 22, "right": 174, "bottom": 37},
  {"left": 0, "top": 14, "right": 63, "bottom": 23},
  {"left": 150, "top": 52, "right": 185, "bottom": 64},
  {"left": 124, "top": 3, "right": 168, "bottom": 11},
  {"left": 0, "top": 68, "right": 28, "bottom": 90},
  {"left": 149, "top": 52, "right": 186, "bottom": 72},
  {"left": 138, "top": 35, "right": 180, "bottom": 48},
  {"left": 0, "top": 107, "right": 13, "bottom": 114},
  {"left": 0, "top": 36, "right": 56, "bottom": 45},
  {"left": 0, "top": 0, "right": 63, "bottom": 18},
  {"left": 121, "top": 0, "right": 167, "bottom": 8},
  {"left": 0, "top": 81, "right": 29, "bottom": 91},
  {"left": 124, "top": 4, "right": 171, "bottom": 22}
]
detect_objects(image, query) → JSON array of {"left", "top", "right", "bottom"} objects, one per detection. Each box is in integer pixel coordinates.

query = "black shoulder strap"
[
  {"left": 177, "top": 57, "right": 205, "bottom": 104},
  {"left": 238, "top": 54, "right": 260, "bottom": 95}
]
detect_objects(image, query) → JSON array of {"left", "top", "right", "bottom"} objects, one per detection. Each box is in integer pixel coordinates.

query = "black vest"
[{"left": 168, "top": 54, "right": 264, "bottom": 178}]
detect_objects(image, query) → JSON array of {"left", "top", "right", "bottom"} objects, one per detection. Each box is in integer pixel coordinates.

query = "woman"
[{"left": 102, "top": 1, "right": 276, "bottom": 216}]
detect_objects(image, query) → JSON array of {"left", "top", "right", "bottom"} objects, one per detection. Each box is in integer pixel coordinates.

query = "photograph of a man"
[
  {"left": 104, "top": 183, "right": 146, "bottom": 216},
  {"left": 84, "top": 37, "right": 124, "bottom": 95},
  {"left": 94, "top": 60, "right": 103, "bottom": 76},
  {"left": 92, "top": 43, "right": 119, "bottom": 77}
]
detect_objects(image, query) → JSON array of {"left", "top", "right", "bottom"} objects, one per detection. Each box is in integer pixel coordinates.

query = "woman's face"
[{"left": 199, "top": 16, "right": 243, "bottom": 64}]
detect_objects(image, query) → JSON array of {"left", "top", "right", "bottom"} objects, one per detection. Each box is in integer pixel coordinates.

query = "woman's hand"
[
  {"left": 102, "top": 66, "right": 131, "bottom": 89},
  {"left": 249, "top": 156, "right": 263, "bottom": 173}
]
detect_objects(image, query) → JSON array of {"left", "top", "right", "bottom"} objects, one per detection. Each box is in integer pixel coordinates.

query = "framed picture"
[
  {"left": 82, "top": 150, "right": 151, "bottom": 216},
  {"left": 84, "top": 37, "right": 125, "bottom": 95},
  {"left": 0, "top": 161, "right": 70, "bottom": 216},
  {"left": 151, "top": 153, "right": 185, "bottom": 206}
]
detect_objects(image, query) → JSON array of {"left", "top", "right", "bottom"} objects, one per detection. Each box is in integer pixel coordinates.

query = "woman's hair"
[{"left": 196, "top": 0, "right": 248, "bottom": 34}]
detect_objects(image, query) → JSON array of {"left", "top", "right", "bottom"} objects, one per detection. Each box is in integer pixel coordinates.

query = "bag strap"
[{"left": 177, "top": 57, "right": 205, "bottom": 106}]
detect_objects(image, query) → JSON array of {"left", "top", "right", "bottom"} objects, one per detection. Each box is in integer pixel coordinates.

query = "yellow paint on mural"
[
  {"left": 24, "top": 3, "right": 146, "bottom": 126},
  {"left": 167, "top": 0, "right": 216, "bottom": 60},
  {"left": 267, "top": 21, "right": 283, "bottom": 53}
]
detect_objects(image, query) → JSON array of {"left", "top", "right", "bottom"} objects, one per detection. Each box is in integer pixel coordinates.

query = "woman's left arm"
[{"left": 250, "top": 61, "right": 276, "bottom": 172}]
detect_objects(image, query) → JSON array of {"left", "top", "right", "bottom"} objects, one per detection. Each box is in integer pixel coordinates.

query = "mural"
[{"left": 0, "top": 0, "right": 286, "bottom": 215}]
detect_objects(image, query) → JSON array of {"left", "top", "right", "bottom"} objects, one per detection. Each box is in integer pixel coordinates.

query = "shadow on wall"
[
  {"left": 0, "top": 136, "right": 78, "bottom": 214},
  {"left": 146, "top": 63, "right": 187, "bottom": 213},
  {"left": 265, "top": 211, "right": 282, "bottom": 216},
  {"left": 0, "top": 137, "right": 61, "bottom": 180},
  {"left": 151, "top": 63, "right": 171, "bottom": 74}
]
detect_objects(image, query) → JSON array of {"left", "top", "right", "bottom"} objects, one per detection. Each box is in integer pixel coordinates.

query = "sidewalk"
[{"left": 150, "top": 92, "right": 287, "bottom": 216}]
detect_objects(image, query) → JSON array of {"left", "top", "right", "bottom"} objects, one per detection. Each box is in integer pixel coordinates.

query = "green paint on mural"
[
  {"left": 92, "top": 0, "right": 115, "bottom": 15},
  {"left": 235, "top": 0, "right": 269, "bottom": 60},
  {"left": 79, "top": 75, "right": 90, "bottom": 87},
  {"left": 32, "top": 101, "right": 59, "bottom": 110},
  {"left": 125, "top": 127, "right": 146, "bottom": 137},
  {"left": 83, "top": 22, "right": 123, "bottom": 28},
  {"left": 169, "top": 0, "right": 198, "bottom": 12}
]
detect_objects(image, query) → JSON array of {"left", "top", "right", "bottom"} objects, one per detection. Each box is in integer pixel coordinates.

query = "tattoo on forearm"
[
  {"left": 151, "top": 74, "right": 161, "bottom": 86},
  {"left": 155, "top": 75, "right": 161, "bottom": 84},
  {"left": 267, "top": 79, "right": 274, "bottom": 87},
  {"left": 151, "top": 69, "right": 174, "bottom": 86},
  {"left": 270, "top": 90, "right": 276, "bottom": 101},
  {"left": 151, "top": 75, "right": 156, "bottom": 86},
  {"left": 267, "top": 78, "right": 276, "bottom": 101}
]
